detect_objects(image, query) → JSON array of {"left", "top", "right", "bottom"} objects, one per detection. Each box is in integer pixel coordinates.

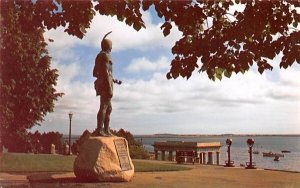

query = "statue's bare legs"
[{"left": 95, "top": 96, "right": 113, "bottom": 136}]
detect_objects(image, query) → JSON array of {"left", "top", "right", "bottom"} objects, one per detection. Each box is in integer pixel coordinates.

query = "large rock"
[{"left": 73, "top": 135, "right": 134, "bottom": 182}]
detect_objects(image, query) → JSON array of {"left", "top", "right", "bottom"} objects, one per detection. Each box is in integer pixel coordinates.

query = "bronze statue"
[{"left": 93, "top": 31, "right": 121, "bottom": 136}]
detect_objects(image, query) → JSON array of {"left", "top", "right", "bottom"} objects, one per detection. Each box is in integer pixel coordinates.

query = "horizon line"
[{"left": 63, "top": 133, "right": 300, "bottom": 137}]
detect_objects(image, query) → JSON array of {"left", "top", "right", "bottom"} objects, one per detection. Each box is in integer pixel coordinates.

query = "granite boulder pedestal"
[{"left": 73, "top": 134, "right": 134, "bottom": 182}]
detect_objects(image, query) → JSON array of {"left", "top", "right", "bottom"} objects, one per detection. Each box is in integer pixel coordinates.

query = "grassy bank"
[{"left": 0, "top": 153, "right": 190, "bottom": 172}]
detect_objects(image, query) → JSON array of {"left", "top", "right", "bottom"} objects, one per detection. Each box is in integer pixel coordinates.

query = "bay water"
[{"left": 134, "top": 135, "right": 300, "bottom": 172}]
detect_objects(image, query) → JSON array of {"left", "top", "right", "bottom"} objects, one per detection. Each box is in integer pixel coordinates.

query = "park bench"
[{"left": 176, "top": 151, "right": 198, "bottom": 165}]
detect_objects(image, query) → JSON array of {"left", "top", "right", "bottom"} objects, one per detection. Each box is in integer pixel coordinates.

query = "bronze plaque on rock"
[{"left": 114, "top": 139, "right": 132, "bottom": 171}]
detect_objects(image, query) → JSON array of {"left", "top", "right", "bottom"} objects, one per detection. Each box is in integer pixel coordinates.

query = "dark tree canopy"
[
  {"left": 103, "top": 0, "right": 300, "bottom": 80},
  {"left": 0, "top": 1, "right": 62, "bottom": 150},
  {"left": 3, "top": 0, "right": 298, "bottom": 80}
]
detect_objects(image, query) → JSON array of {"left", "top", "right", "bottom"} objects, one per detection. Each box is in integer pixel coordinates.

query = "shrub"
[
  {"left": 129, "top": 145, "right": 150, "bottom": 159},
  {"left": 73, "top": 129, "right": 150, "bottom": 159}
]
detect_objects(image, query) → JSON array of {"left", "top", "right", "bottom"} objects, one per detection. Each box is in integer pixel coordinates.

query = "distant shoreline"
[
  {"left": 133, "top": 134, "right": 300, "bottom": 137},
  {"left": 63, "top": 133, "right": 300, "bottom": 139}
]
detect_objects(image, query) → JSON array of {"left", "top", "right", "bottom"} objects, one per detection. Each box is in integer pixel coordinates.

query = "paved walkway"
[
  {"left": 1, "top": 161, "right": 300, "bottom": 188},
  {"left": 0, "top": 172, "right": 30, "bottom": 187}
]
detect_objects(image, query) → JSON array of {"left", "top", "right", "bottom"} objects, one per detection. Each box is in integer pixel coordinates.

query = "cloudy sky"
[{"left": 31, "top": 8, "right": 300, "bottom": 135}]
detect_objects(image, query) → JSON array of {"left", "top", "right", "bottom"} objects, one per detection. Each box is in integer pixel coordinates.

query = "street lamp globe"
[{"left": 69, "top": 112, "right": 73, "bottom": 120}]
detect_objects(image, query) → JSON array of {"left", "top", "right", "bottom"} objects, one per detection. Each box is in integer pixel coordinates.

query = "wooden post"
[
  {"left": 200, "top": 153, "right": 203, "bottom": 164},
  {"left": 168, "top": 151, "right": 173, "bottom": 161},
  {"left": 208, "top": 152, "right": 213, "bottom": 164},
  {"left": 216, "top": 151, "right": 220, "bottom": 165},
  {"left": 203, "top": 152, "right": 206, "bottom": 164},
  {"left": 154, "top": 150, "right": 158, "bottom": 160},
  {"left": 161, "top": 150, "right": 165, "bottom": 161}
]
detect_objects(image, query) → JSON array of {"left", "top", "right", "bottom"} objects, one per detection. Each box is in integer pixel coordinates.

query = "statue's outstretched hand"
[{"left": 113, "top": 79, "right": 122, "bottom": 85}]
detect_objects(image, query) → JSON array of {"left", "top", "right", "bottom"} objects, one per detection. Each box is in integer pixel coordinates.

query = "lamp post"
[
  {"left": 224, "top": 138, "right": 234, "bottom": 167},
  {"left": 68, "top": 112, "right": 73, "bottom": 155},
  {"left": 246, "top": 138, "right": 256, "bottom": 169}
]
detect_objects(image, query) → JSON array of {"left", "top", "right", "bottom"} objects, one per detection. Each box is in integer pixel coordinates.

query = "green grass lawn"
[
  {"left": 0, "top": 153, "right": 190, "bottom": 172},
  {"left": 0, "top": 153, "right": 75, "bottom": 172}
]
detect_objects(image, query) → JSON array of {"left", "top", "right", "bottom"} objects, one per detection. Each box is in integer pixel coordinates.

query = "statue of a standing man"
[{"left": 93, "top": 32, "right": 121, "bottom": 136}]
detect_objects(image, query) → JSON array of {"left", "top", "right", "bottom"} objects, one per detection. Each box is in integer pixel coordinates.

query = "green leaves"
[
  {"left": 161, "top": 22, "right": 172, "bottom": 36},
  {"left": 142, "top": 0, "right": 154, "bottom": 11},
  {"left": 224, "top": 70, "right": 232, "bottom": 78},
  {"left": 95, "top": 0, "right": 145, "bottom": 31},
  {"left": 257, "top": 59, "right": 273, "bottom": 74},
  {"left": 162, "top": 1, "right": 299, "bottom": 80},
  {"left": 1, "top": 1, "right": 63, "bottom": 151}
]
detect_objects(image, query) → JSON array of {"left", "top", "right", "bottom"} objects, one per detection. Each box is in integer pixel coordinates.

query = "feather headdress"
[{"left": 103, "top": 31, "right": 112, "bottom": 40}]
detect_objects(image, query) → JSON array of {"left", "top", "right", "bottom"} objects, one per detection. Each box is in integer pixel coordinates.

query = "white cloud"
[
  {"left": 125, "top": 56, "right": 170, "bottom": 73},
  {"left": 111, "top": 56, "right": 300, "bottom": 134},
  {"left": 36, "top": 40, "right": 300, "bottom": 135},
  {"left": 44, "top": 27, "right": 79, "bottom": 49},
  {"left": 34, "top": 54, "right": 300, "bottom": 135},
  {"left": 119, "top": 56, "right": 300, "bottom": 112},
  {"left": 32, "top": 60, "right": 99, "bottom": 134}
]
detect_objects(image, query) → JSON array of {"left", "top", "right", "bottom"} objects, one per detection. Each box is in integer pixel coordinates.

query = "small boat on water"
[
  {"left": 263, "top": 152, "right": 284, "bottom": 157},
  {"left": 281, "top": 150, "right": 291, "bottom": 153},
  {"left": 274, "top": 156, "right": 280, "bottom": 161},
  {"left": 253, "top": 150, "right": 259, "bottom": 154}
]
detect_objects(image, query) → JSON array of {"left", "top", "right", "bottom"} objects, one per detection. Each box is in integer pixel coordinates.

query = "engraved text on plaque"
[{"left": 114, "top": 139, "right": 132, "bottom": 171}]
